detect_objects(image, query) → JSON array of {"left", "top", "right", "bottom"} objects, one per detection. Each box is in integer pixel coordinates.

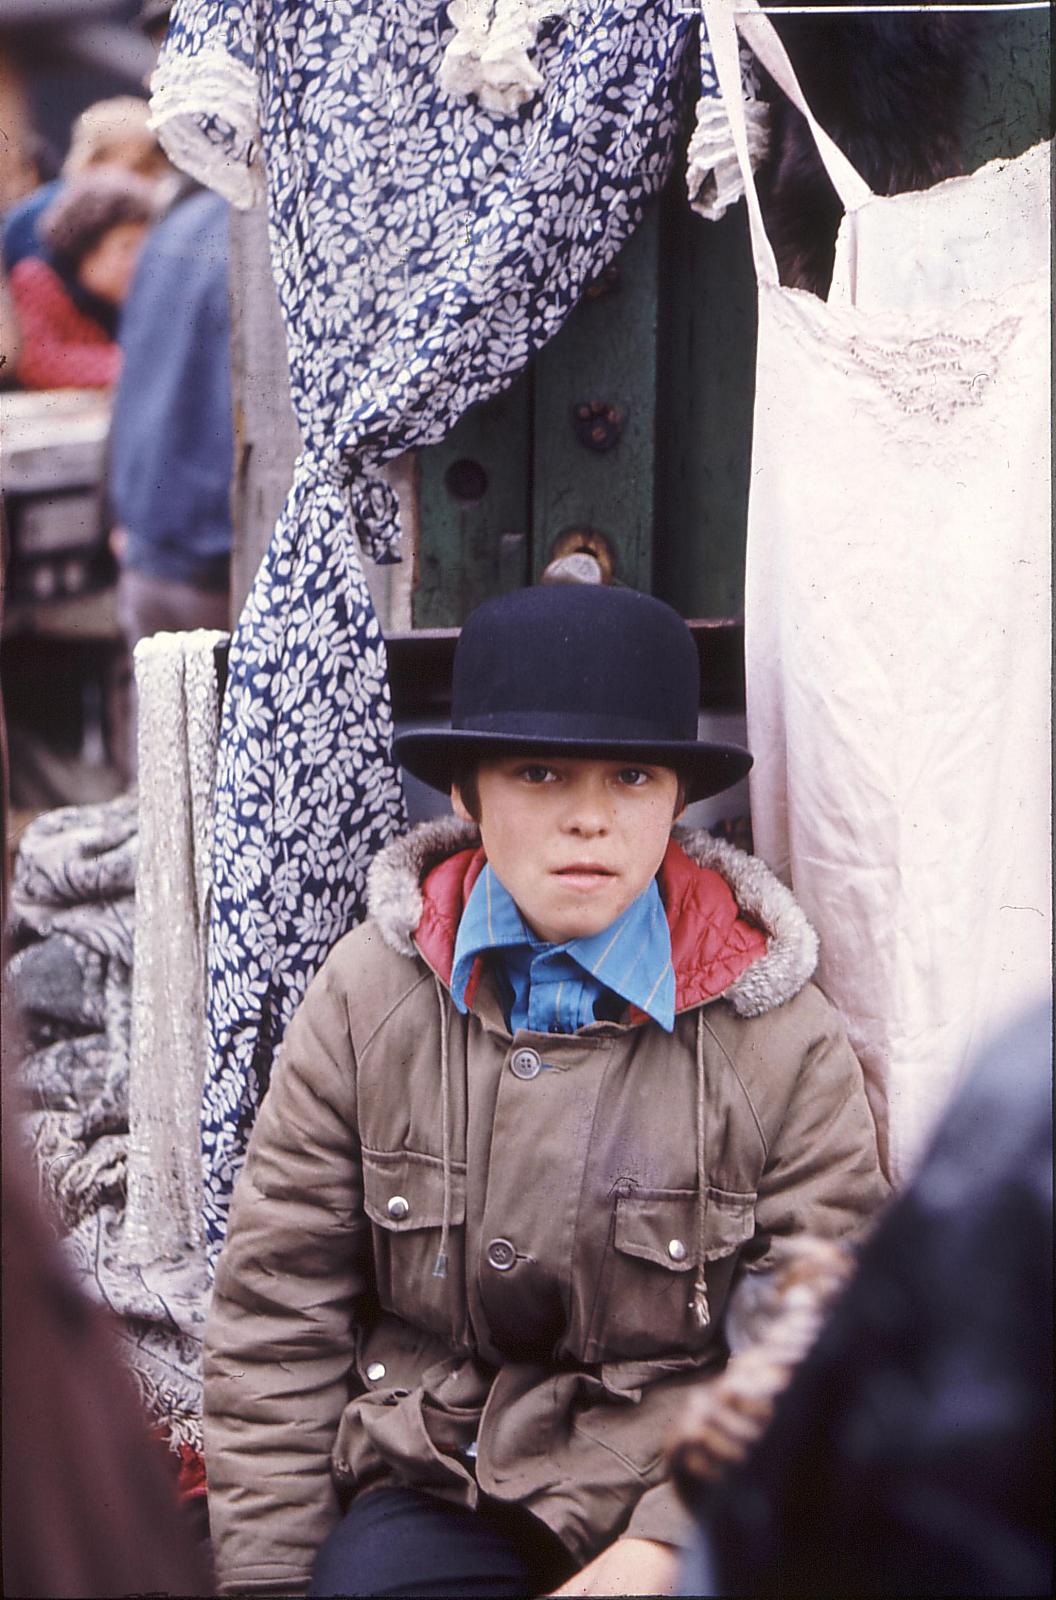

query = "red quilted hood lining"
[{"left": 414, "top": 837, "right": 768, "bottom": 1021}]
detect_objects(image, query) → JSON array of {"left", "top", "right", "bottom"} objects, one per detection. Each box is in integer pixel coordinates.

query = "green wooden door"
[{"left": 413, "top": 14, "right": 1051, "bottom": 631}]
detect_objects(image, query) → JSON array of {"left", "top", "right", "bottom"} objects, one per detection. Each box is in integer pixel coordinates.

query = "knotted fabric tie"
[{"left": 303, "top": 449, "right": 402, "bottom": 566}]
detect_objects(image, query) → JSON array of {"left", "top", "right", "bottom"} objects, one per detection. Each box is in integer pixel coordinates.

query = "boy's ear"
[{"left": 450, "top": 784, "right": 473, "bottom": 824}]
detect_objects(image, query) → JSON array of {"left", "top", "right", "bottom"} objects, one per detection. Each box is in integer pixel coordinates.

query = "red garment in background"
[{"left": 8, "top": 256, "right": 121, "bottom": 389}]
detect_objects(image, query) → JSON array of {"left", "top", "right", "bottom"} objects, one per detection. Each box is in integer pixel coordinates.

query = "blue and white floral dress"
[{"left": 150, "top": 0, "right": 761, "bottom": 1258}]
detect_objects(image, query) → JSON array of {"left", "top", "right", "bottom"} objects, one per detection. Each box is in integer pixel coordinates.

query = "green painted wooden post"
[
  {"left": 653, "top": 191, "right": 757, "bottom": 621},
  {"left": 530, "top": 206, "right": 662, "bottom": 591},
  {"left": 413, "top": 373, "right": 532, "bottom": 628}
]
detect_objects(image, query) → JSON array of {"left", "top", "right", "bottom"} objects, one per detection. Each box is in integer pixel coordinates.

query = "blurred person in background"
[
  {"left": 672, "top": 1001, "right": 1053, "bottom": 1598},
  {"left": 106, "top": 188, "right": 234, "bottom": 779},
  {"left": 107, "top": 1, "right": 234, "bottom": 781},
  {"left": 0, "top": 128, "right": 61, "bottom": 220},
  {"left": 9, "top": 168, "right": 157, "bottom": 390},
  {"left": 3, "top": 94, "right": 170, "bottom": 273}
]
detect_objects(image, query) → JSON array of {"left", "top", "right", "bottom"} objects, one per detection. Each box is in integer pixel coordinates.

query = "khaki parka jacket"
[{"left": 204, "top": 819, "right": 887, "bottom": 1596}]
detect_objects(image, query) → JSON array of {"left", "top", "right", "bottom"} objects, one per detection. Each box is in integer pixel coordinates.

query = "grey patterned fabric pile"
[
  {"left": 7, "top": 797, "right": 137, "bottom": 1224},
  {"left": 5, "top": 795, "right": 207, "bottom": 1450}
]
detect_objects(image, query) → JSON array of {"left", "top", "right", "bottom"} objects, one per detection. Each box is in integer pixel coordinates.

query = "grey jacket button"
[
  {"left": 387, "top": 1195, "right": 410, "bottom": 1220},
  {"left": 366, "top": 1362, "right": 386, "bottom": 1382},
  {"left": 667, "top": 1238, "right": 688, "bottom": 1262},
  {"left": 510, "top": 1047, "right": 542, "bottom": 1080},
  {"left": 486, "top": 1237, "right": 517, "bottom": 1271}
]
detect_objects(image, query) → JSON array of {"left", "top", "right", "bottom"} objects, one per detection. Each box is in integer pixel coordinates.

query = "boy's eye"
[
  {"left": 617, "top": 767, "right": 651, "bottom": 787},
  {"left": 517, "top": 764, "right": 557, "bottom": 784}
]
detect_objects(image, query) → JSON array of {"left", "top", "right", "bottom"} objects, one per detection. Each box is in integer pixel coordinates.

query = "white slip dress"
[{"left": 704, "top": 0, "right": 1051, "bottom": 1183}]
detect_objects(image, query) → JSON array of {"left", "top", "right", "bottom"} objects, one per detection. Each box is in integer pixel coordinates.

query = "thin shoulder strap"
[
  {"left": 737, "top": 0, "right": 874, "bottom": 210},
  {"left": 701, "top": 0, "right": 874, "bottom": 285}
]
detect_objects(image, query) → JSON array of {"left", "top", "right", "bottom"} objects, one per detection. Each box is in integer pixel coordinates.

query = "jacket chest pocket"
[
  {"left": 361, "top": 1148, "right": 467, "bottom": 1344},
  {"left": 586, "top": 1184, "right": 756, "bottom": 1362}
]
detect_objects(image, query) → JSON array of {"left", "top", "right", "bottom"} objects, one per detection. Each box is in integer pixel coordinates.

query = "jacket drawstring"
[
  {"left": 692, "top": 1009, "right": 710, "bottom": 1328},
  {"left": 432, "top": 975, "right": 452, "bottom": 1281}
]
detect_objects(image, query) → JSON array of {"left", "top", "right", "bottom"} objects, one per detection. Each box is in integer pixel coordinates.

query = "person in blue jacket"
[{"left": 107, "top": 183, "right": 234, "bottom": 774}]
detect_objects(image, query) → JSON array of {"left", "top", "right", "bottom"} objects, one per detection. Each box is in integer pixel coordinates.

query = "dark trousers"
[{"left": 309, "top": 1486, "right": 576, "bottom": 1598}]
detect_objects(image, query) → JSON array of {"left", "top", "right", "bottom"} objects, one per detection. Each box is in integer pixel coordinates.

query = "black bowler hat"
[{"left": 394, "top": 585, "right": 752, "bottom": 802}]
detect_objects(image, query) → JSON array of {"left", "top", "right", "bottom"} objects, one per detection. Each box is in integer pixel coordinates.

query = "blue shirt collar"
[{"left": 450, "top": 863, "right": 675, "bottom": 1034}]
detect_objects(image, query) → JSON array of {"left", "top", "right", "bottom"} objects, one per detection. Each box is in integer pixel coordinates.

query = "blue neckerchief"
[{"left": 450, "top": 864, "right": 675, "bottom": 1034}]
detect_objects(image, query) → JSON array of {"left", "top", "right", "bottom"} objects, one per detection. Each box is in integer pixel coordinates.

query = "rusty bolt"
[{"left": 572, "top": 400, "right": 625, "bottom": 453}]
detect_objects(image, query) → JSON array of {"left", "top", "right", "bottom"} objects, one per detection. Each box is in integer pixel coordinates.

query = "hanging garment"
[
  {"left": 704, "top": 0, "right": 1051, "bottom": 1185},
  {"left": 124, "top": 630, "right": 225, "bottom": 1265},
  {"left": 150, "top": 0, "right": 754, "bottom": 1256}
]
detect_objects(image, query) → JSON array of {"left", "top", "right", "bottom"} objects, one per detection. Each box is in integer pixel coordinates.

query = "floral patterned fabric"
[{"left": 151, "top": 0, "right": 739, "bottom": 1257}]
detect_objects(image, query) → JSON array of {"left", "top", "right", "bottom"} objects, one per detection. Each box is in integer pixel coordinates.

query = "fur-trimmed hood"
[{"left": 366, "top": 816, "right": 818, "bottom": 1020}]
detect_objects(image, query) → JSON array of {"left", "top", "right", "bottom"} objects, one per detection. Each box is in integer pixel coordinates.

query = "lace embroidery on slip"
[
  {"left": 768, "top": 282, "right": 1032, "bottom": 437},
  {"left": 123, "top": 630, "right": 226, "bottom": 1265},
  {"left": 846, "top": 318, "right": 1022, "bottom": 425},
  {"left": 150, "top": 45, "right": 263, "bottom": 208}
]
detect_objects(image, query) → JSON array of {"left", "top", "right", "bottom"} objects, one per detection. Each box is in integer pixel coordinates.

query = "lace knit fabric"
[{"left": 123, "top": 630, "right": 226, "bottom": 1263}]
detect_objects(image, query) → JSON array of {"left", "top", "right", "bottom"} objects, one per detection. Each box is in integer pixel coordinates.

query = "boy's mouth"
[{"left": 552, "top": 864, "right": 617, "bottom": 886}]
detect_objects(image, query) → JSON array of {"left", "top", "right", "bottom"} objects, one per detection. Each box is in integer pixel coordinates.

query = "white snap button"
[
  {"left": 366, "top": 1362, "right": 386, "bottom": 1382},
  {"left": 387, "top": 1195, "right": 410, "bottom": 1220},
  {"left": 667, "top": 1238, "right": 688, "bottom": 1262}
]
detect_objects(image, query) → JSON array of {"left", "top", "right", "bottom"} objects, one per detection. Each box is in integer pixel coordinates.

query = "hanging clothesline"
[{"left": 732, "top": 4, "right": 1049, "bottom": 14}]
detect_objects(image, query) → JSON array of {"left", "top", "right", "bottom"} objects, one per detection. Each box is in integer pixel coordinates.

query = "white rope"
[
  {"left": 679, "top": 3, "right": 1049, "bottom": 14},
  {"left": 734, "top": 4, "right": 1049, "bottom": 13}
]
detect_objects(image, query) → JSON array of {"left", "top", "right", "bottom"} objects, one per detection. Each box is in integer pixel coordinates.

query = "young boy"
[{"left": 203, "top": 584, "right": 886, "bottom": 1597}]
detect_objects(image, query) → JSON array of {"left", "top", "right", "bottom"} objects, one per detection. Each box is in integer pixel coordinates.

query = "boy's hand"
[{"left": 547, "top": 1536, "right": 679, "bottom": 1596}]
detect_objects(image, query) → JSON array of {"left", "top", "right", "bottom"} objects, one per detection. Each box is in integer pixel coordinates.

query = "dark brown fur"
[{"left": 757, "top": 2, "right": 981, "bottom": 293}]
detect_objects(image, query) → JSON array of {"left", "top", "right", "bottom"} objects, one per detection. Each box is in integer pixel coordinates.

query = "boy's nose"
[
  {"left": 566, "top": 812, "right": 608, "bottom": 836},
  {"left": 563, "top": 782, "right": 611, "bottom": 834}
]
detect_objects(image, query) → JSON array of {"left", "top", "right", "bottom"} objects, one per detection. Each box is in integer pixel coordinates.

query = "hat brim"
[{"left": 393, "top": 729, "right": 752, "bottom": 804}]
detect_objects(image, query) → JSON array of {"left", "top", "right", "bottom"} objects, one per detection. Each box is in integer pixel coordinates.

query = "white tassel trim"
[
  {"left": 439, "top": 1, "right": 571, "bottom": 115},
  {"left": 687, "top": 92, "right": 770, "bottom": 222},
  {"left": 149, "top": 47, "right": 264, "bottom": 210}
]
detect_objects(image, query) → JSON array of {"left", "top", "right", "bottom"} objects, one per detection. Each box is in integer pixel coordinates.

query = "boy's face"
[{"left": 451, "top": 755, "right": 682, "bottom": 943}]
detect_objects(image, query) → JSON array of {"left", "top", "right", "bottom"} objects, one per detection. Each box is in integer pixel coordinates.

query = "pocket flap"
[
  {"left": 699, "top": 1186, "right": 757, "bottom": 1262},
  {"left": 614, "top": 1185, "right": 755, "bottom": 1271},
  {"left": 362, "top": 1148, "right": 466, "bottom": 1231}
]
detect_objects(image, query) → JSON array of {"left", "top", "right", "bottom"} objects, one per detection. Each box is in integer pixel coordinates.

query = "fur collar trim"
[{"left": 366, "top": 817, "right": 818, "bottom": 1019}]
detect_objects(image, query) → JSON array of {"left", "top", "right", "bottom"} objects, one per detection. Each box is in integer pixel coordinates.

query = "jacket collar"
[
  {"left": 450, "top": 866, "right": 677, "bottom": 1031},
  {"left": 366, "top": 816, "right": 818, "bottom": 1020}
]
